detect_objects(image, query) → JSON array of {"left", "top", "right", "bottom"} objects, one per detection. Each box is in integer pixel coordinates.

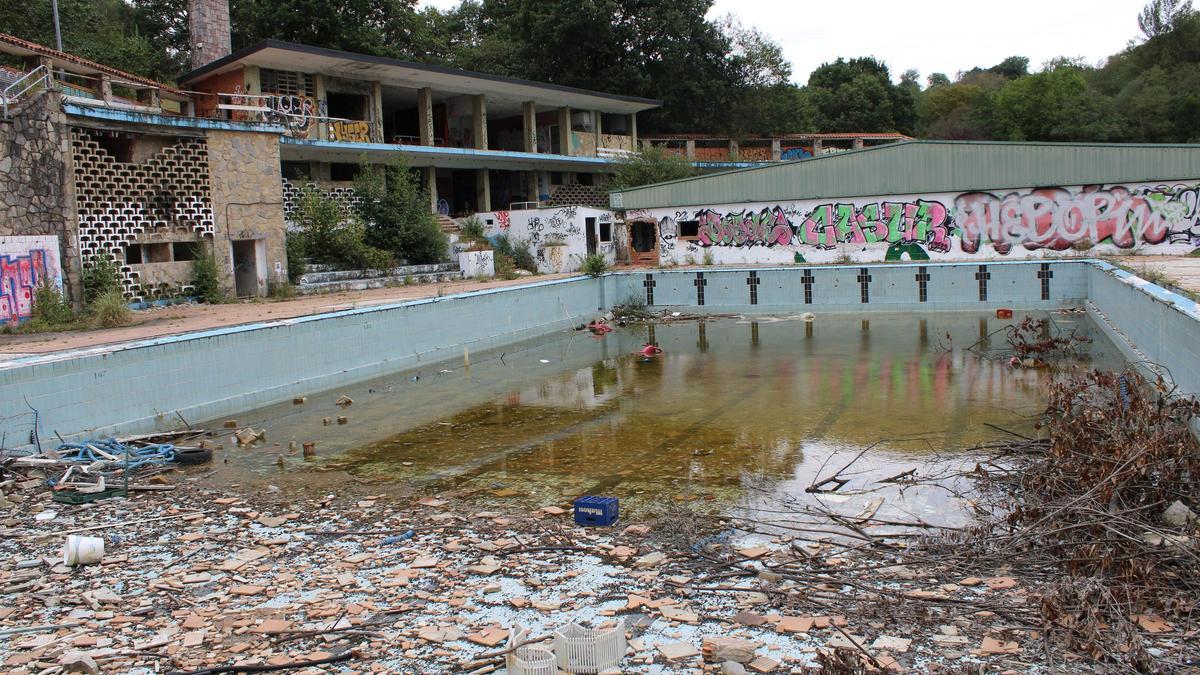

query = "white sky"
[{"left": 416, "top": 0, "right": 1147, "bottom": 85}]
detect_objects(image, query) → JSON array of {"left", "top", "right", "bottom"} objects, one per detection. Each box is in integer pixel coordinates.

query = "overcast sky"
[{"left": 416, "top": 0, "right": 1148, "bottom": 85}]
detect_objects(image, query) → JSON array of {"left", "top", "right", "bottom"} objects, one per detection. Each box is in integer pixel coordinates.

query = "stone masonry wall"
[
  {"left": 206, "top": 130, "right": 288, "bottom": 296},
  {"left": 0, "top": 92, "right": 81, "bottom": 305}
]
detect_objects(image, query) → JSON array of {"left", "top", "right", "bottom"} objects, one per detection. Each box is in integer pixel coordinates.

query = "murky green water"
[{"left": 211, "top": 311, "right": 1122, "bottom": 521}]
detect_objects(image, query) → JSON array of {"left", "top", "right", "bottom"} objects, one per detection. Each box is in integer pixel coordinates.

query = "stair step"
[{"left": 297, "top": 271, "right": 464, "bottom": 295}]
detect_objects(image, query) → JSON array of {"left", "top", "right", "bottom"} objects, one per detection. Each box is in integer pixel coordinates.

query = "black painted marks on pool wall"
[
  {"left": 746, "top": 271, "right": 760, "bottom": 305},
  {"left": 976, "top": 264, "right": 990, "bottom": 301}
]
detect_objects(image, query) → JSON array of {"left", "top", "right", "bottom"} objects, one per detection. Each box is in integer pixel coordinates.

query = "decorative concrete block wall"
[
  {"left": 282, "top": 180, "right": 363, "bottom": 225},
  {"left": 71, "top": 129, "right": 215, "bottom": 301}
]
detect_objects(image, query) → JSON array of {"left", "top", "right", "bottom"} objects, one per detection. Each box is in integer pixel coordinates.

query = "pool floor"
[{"left": 206, "top": 310, "right": 1123, "bottom": 520}]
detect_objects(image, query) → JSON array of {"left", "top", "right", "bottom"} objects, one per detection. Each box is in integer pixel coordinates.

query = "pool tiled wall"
[{"left": 0, "top": 260, "right": 1193, "bottom": 442}]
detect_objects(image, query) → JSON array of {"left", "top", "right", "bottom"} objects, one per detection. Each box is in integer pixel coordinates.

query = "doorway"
[
  {"left": 231, "top": 239, "right": 259, "bottom": 297},
  {"left": 629, "top": 221, "right": 659, "bottom": 266},
  {"left": 585, "top": 217, "right": 597, "bottom": 255}
]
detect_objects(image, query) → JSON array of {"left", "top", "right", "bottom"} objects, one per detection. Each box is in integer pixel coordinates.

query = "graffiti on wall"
[
  {"left": 955, "top": 184, "right": 1200, "bottom": 253},
  {"left": 0, "top": 237, "right": 63, "bottom": 325},
  {"left": 327, "top": 120, "right": 371, "bottom": 143},
  {"left": 647, "top": 183, "right": 1200, "bottom": 260}
]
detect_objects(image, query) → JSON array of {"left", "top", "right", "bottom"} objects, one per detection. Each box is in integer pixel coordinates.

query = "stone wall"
[
  {"left": 206, "top": 130, "right": 288, "bottom": 296},
  {"left": 188, "top": 0, "right": 232, "bottom": 70},
  {"left": 0, "top": 92, "right": 81, "bottom": 305}
]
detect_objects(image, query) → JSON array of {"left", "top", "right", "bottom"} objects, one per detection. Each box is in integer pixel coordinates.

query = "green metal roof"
[{"left": 610, "top": 140, "right": 1200, "bottom": 210}]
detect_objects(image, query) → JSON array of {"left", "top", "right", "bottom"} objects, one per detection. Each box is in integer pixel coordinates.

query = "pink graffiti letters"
[
  {"left": 955, "top": 184, "right": 1200, "bottom": 253},
  {"left": 0, "top": 249, "right": 48, "bottom": 325},
  {"left": 696, "top": 207, "right": 792, "bottom": 247}
]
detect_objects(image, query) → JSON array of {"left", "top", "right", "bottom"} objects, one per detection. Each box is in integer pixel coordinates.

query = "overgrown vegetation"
[
  {"left": 31, "top": 283, "right": 74, "bottom": 326},
  {"left": 81, "top": 257, "right": 122, "bottom": 306},
  {"left": 611, "top": 293, "right": 654, "bottom": 320},
  {"left": 191, "top": 244, "right": 224, "bottom": 304},
  {"left": 458, "top": 214, "right": 487, "bottom": 244},
  {"left": 285, "top": 233, "right": 307, "bottom": 284},
  {"left": 353, "top": 160, "right": 447, "bottom": 265},
  {"left": 608, "top": 146, "right": 695, "bottom": 191},
  {"left": 290, "top": 187, "right": 395, "bottom": 273},
  {"left": 493, "top": 234, "right": 537, "bottom": 274},
  {"left": 90, "top": 289, "right": 132, "bottom": 327},
  {"left": 580, "top": 253, "right": 609, "bottom": 277}
]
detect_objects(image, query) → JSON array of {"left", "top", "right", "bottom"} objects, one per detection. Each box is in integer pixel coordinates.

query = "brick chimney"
[{"left": 188, "top": 0, "right": 231, "bottom": 70}]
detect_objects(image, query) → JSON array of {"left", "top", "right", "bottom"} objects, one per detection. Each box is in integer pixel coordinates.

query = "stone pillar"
[
  {"left": 630, "top": 113, "right": 638, "bottom": 149},
  {"left": 476, "top": 168, "right": 491, "bottom": 212},
  {"left": 188, "top": 0, "right": 232, "bottom": 70},
  {"left": 852, "top": 137, "right": 864, "bottom": 150},
  {"left": 418, "top": 87, "right": 434, "bottom": 146},
  {"left": 371, "top": 81, "right": 384, "bottom": 143},
  {"left": 313, "top": 74, "right": 328, "bottom": 140},
  {"left": 771, "top": 139, "right": 781, "bottom": 161},
  {"left": 99, "top": 75, "right": 113, "bottom": 104},
  {"left": 685, "top": 139, "right": 696, "bottom": 159},
  {"left": 522, "top": 101, "right": 537, "bottom": 153},
  {"left": 557, "top": 107, "right": 571, "bottom": 156},
  {"left": 813, "top": 138, "right": 824, "bottom": 154},
  {"left": 472, "top": 94, "right": 488, "bottom": 150},
  {"left": 728, "top": 139, "right": 739, "bottom": 160},
  {"left": 593, "top": 109, "right": 602, "bottom": 153}
]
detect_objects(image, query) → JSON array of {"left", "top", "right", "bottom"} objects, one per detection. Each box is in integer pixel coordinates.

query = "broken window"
[
  {"left": 678, "top": 220, "right": 699, "bottom": 239},
  {"left": 599, "top": 221, "right": 612, "bottom": 242}
]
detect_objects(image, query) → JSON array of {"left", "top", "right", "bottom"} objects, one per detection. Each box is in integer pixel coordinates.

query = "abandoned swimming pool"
[{"left": 192, "top": 309, "right": 1122, "bottom": 522}]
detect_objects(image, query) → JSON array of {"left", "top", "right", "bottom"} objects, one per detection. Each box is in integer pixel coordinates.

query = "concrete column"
[
  {"left": 729, "top": 139, "right": 739, "bottom": 160},
  {"left": 526, "top": 170, "right": 539, "bottom": 202},
  {"left": 557, "top": 107, "right": 572, "bottom": 156},
  {"left": 522, "top": 101, "right": 537, "bottom": 153},
  {"left": 418, "top": 87, "right": 434, "bottom": 146},
  {"left": 313, "top": 74, "right": 328, "bottom": 140},
  {"left": 685, "top": 139, "right": 696, "bottom": 160},
  {"left": 852, "top": 137, "right": 864, "bottom": 150},
  {"left": 593, "top": 109, "right": 602, "bottom": 153},
  {"left": 476, "top": 168, "right": 491, "bottom": 212},
  {"left": 813, "top": 138, "right": 824, "bottom": 154},
  {"left": 425, "top": 167, "right": 439, "bottom": 212},
  {"left": 99, "top": 75, "right": 113, "bottom": 104},
  {"left": 630, "top": 113, "right": 638, "bottom": 149},
  {"left": 371, "top": 81, "right": 384, "bottom": 143},
  {"left": 244, "top": 66, "right": 261, "bottom": 95},
  {"left": 472, "top": 94, "right": 488, "bottom": 150},
  {"left": 771, "top": 139, "right": 781, "bottom": 161}
]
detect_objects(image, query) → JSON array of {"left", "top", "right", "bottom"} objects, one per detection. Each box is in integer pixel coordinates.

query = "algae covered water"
[{"left": 210, "top": 311, "right": 1122, "bottom": 519}]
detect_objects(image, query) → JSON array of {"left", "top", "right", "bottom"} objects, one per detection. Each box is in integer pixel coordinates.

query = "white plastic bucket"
[{"left": 63, "top": 535, "right": 104, "bottom": 566}]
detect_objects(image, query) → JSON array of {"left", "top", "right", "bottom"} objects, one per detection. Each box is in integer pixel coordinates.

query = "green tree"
[
  {"left": 608, "top": 145, "right": 694, "bottom": 191},
  {"left": 228, "top": 0, "right": 426, "bottom": 58},
  {"left": 353, "top": 160, "right": 447, "bottom": 264},
  {"left": 804, "top": 57, "right": 915, "bottom": 134},
  {"left": 1139, "top": 0, "right": 1195, "bottom": 38}
]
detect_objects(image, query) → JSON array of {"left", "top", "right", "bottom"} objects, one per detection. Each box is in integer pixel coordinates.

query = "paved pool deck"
[{"left": 1, "top": 256, "right": 1197, "bottom": 359}]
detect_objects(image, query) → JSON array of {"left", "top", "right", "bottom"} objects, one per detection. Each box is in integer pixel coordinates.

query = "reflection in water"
[{"left": 212, "top": 312, "right": 1122, "bottom": 519}]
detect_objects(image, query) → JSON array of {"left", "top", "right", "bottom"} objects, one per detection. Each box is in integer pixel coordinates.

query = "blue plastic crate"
[{"left": 573, "top": 495, "right": 619, "bottom": 527}]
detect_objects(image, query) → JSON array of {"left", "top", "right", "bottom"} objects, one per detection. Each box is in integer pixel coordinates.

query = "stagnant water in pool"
[{"left": 209, "top": 311, "right": 1124, "bottom": 523}]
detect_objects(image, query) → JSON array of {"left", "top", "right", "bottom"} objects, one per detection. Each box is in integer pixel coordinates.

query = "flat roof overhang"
[
  {"left": 281, "top": 138, "right": 617, "bottom": 172},
  {"left": 182, "top": 41, "right": 661, "bottom": 116}
]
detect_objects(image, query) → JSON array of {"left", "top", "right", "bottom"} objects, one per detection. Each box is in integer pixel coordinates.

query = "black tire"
[{"left": 174, "top": 447, "right": 213, "bottom": 465}]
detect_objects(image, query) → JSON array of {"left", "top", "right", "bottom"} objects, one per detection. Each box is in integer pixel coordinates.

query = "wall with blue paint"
[
  {"left": 0, "top": 276, "right": 607, "bottom": 443},
  {"left": 615, "top": 261, "right": 1090, "bottom": 314},
  {"left": 0, "top": 260, "right": 1195, "bottom": 443},
  {"left": 1086, "top": 261, "right": 1200, "bottom": 397}
]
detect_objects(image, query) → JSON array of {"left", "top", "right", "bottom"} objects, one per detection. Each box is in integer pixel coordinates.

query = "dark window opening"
[
  {"left": 577, "top": 173, "right": 594, "bottom": 186},
  {"left": 96, "top": 134, "right": 135, "bottom": 163},
  {"left": 550, "top": 171, "right": 563, "bottom": 184},
  {"left": 172, "top": 242, "right": 199, "bottom": 261},
  {"left": 599, "top": 221, "right": 612, "bottom": 242},
  {"left": 281, "top": 161, "right": 310, "bottom": 180},
  {"left": 125, "top": 244, "right": 142, "bottom": 264},
  {"left": 678, "top": 220, "right": 700, "bottom": 239},
  {"left": 330, "top": 163, "right": 358, "bottom": 181},
  {"left": 326, "top": 92, "right": 367, "bottom": 121}
]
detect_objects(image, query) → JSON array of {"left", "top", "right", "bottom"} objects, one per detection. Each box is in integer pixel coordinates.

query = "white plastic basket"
[
  {"left": 506, "top": 624, "right": 556, "bottom": 675},
  {"left": 552, "top": 620, "right": 625, "bottom": 674}
]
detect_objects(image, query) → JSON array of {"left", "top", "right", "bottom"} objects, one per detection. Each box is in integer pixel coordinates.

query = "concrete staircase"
[{"left": 296, "top": 262, "right": 463, "bottom": 295}]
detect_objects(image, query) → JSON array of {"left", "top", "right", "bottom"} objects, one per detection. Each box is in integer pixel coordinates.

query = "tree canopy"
[{"left": 2, "top": 0, "right": 1197, "bottom": 141}]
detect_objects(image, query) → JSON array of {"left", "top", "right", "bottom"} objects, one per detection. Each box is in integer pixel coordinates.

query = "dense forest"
[{"left": 2, "top": 0, "right": 1199, "bottom": 141}]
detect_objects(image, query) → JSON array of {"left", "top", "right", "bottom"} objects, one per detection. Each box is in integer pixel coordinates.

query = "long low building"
[{"left": 608, "top": 140, "right": 1200, "bottom": 265}]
